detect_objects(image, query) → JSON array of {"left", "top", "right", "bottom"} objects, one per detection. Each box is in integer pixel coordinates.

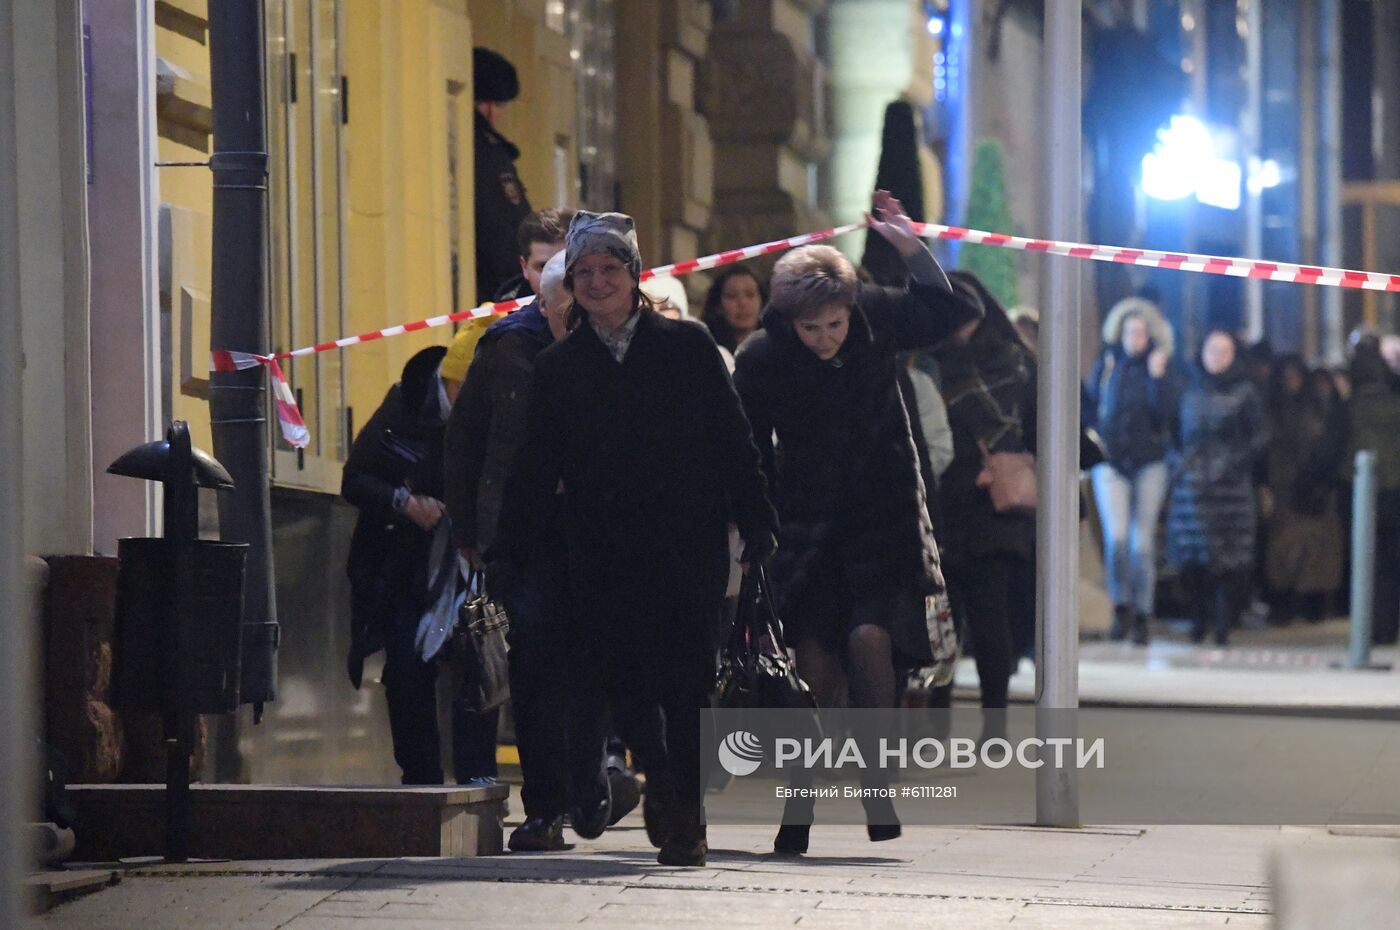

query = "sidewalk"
[
  {"left": 957, "top": 618, "right": 1400, "bottom": 710},
  {"left": 36, "top": 802, "right": 1400, "bottom": 929}
]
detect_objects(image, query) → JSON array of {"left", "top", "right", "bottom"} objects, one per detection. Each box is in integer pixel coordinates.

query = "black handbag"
[
  {"left": 716, "top": 566, "right": 816, "bottom": 711},
  {"left": 448, "top": 570, "right": 511, "bottom": 713}
]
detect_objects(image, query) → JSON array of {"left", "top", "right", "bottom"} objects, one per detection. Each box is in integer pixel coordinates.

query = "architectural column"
[
  {"left": 699, "top": 0, "right": 829, "bottom": 270},
  {"left": 13, "top": 0, "right": 92, "bottom": 557},
  {"left": 88, "top": 0, "right": 164, "bottom": 550},
  {"left": 824, "top": 0, "right": 933, "bottom": 258},
  {"left": 616, "top": 0, "right": 713, "bottom": 267}
]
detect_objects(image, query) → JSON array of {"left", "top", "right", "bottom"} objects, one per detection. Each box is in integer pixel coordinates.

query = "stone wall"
[{"left": 700, "top": 0, "right": 830, "bottom": 283}]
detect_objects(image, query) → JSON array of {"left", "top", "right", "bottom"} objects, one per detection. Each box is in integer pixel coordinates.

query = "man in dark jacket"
[
  {"left": 490, "top": 208, "right": 574, "bottom": 303},
  {"left": 342, "top": 346, "right": 498, "bottom": 785},
  {"left": 473, "top": 47, "right": 532, "bottom": 304},
  {"left": 445, "top": 251, "right": 621, "bottom": 850}
]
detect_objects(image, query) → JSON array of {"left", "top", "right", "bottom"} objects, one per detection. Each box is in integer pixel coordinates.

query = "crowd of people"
[
  {"left": 1086, "top": 294, "right": 1400, "bottom": 648},
  {"left": 335, "top": 45, "right": 1400, "bottom": 872}
]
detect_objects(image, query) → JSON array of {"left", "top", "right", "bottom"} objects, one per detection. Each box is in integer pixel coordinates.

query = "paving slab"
[{"left": 37, "top": 817, "right": 1400, "bottom": 929}]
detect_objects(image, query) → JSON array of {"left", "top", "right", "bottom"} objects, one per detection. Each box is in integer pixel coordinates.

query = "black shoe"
[
  {"left": 569, "top": 776, "right": 611, "bottom": 841},
  {"left": 508, "top": 816, "right": 567, "bottom": 852},
  {"left": 1131, "top": 612, "right": 1151, "bottom": 646},
  {"left": 657, "top": 835, "right": 707, "bottom": 866},
  {"left": 862, "top": 795, "right": 901, "bottom": 842},
  {"left": 606, "top": 767, "right": 641, "bottom": 826},
  {"left": 1213, "top": 628, "right": 1230, "bottom": 647},
  {"left": 773, "top": 824, "right": 810, "bottom": 855},
  {"left": 1109, "top": 604, "right": 1132, "bottom": 642},
  {"left": 658, "top": 818, "right": 707, "bottom": 866},
  {"left": 1190, "top": 623, "right": 1207, "bottom": 644}
]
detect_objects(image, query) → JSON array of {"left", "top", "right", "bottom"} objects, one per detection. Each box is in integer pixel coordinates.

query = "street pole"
[
  {"left": 1348, "top": 451, "right": 1377, "bottom": 670},
  {"left": 1242, "top": 0, "right": 1264, "bottom": 345},
  {"left": 207, "top": 0, "right": 279, "bottom": 724},
  {"left": 1036, "top": 0, "right": 1082, "bottom": 827},
  {"left": 0, "top": 0, "right": 32, "bottom": 919}
]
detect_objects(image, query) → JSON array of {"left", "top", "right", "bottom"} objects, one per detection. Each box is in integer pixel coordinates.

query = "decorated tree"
[{"left": 961, "top": 139, "right": 1019, "bottom": 308}]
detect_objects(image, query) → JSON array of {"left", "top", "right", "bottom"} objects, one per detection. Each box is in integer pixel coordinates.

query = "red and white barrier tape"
[
  {"left": 911, "top": 221, "right": 1400, "bottom": 291},
  {"left": 212, "top": 349, "right": 311, "bottom": 449},
  {"left": 214, "top": 219, "right": 1399, "bottom": 449}
]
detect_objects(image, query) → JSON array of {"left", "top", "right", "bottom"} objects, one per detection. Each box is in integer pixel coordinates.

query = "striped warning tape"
[{"left": 214, "top": 219, "right": 1399, "bottom": 448}]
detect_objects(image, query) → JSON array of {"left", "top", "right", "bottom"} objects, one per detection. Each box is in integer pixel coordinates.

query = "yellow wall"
[
  {"left": 155, "top": 0, "right": 482, "bottom": 495},
  {"left": 150, "top": 1, "right": 592, "bottom": 496},
  {"left": 155, "top": 0, "right": 218, "bottom": 457}
]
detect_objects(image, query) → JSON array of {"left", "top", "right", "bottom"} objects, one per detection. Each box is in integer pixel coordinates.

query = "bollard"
[{"left": 1348, "top": 450, "right": 1377, "bottom": 670}]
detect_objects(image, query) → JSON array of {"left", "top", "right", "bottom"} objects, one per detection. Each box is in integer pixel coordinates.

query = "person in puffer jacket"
[
  {"left": 1083, "top": 296, "right": 1180, "bottom": 644},
  {"left": 1166, "top": 329, "right": 1269, "bottom": 645}
]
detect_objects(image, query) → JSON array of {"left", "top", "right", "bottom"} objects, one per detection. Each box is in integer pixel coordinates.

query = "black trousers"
[
  {"left": 1180, "top": 564, "right": 1251, "bottom": 642},
  {"left": 606, "top": 684, "right": 706, "bottom": 825},
  {"left": 505, "top": 572, "right": 606, "bottom": 820},
  {"left": 382, "top": 600, "right": 499, "bottom": 785},
  {"left": 945, "top": 553, "right": 1029, "bottom": 709}
]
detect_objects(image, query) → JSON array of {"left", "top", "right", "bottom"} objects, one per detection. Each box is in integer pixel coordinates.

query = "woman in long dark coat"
[
  {"left": 1167, "top": 329, "right": 1270, "bottom": 645},
  {"left": 493, "top": 211, "right": 777, "bottom": 868},
  {"left": 931, "top": 272, "right": 1037, "bottom": 711},
  {"left": 342, "top": 345, "right": 499, "bottom": 786},
  {"left": 733, "top": 191, "right": 980, "bottom": 854}
]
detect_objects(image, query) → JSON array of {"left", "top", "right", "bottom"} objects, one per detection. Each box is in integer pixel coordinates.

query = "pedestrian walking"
[
  {"left": 1260, "top": 360, "right": 1342, "bottom": 624},
  {"left": 1166, "top": 329, "right": 1269, "bottom": 646},
  {"left": 701, "top": 265, "right": 766, "bottom": 354},
  {"left": 1083, "top": 296, "right": 1179, "bottom": 644},
  {"left": 491, "top": 211, "right": 778, "bottom": 867},
  {"left": 732, "top": 191, "right": 980, "bottom": 854},
  {"left": 488, "top": 208, "right": 575, "bottom": 303},
  {"left": 445, "top": 251, "right": 636, "bottom": 851},
  {"left": 1314, "top": 338, "right": 1400, "bottom": 644},
  {"left": 930, "top": 271, "right": 1037, "bottom": 707},
  {"left": 342, "top": 339, "right": 499, "bottom": 785}
]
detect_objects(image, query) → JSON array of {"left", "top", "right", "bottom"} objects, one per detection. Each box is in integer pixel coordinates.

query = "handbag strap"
[{"left": 752, "top": 565, "right": 792, "bottom": 654}]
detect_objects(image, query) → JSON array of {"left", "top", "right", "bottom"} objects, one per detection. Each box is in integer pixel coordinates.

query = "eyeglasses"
[{"left": 572, "top": 261, "right": 629, "bottom": 283}]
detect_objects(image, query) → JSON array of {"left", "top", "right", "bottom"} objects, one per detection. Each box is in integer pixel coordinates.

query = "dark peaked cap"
[{"left": 473, "top": 47, "right": 520, "bottom": 103}]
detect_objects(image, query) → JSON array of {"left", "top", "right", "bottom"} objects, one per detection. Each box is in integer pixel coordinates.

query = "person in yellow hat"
[{"left": 438, "top": 313, "right": 502, "bottom": 404}]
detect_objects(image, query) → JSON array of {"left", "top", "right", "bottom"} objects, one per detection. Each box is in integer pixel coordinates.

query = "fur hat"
[
  {"left": 473, "top": 47, "right": 519, "bottom": 103},
  {"left": 1101, "top": 296, "right": 1174, "bottom": 356},
  {"left": 564, "top": 211, "right": 642, "bottom": 280}
]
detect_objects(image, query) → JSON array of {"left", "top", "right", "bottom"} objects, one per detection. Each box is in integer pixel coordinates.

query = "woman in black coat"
[
  {"left": 733, "top": 191, "right": 980, "bottom": 853},
  {"left": 341, "top": 345, "right": 499, "bottom": 786},
  {"left": 493, "top": 211, "right": 777, "bottom": 868},
  {"left": 1166, "top": 329, "right": 1269, "bottom": 645},
  {"left": 930, "top": 272, "right": 1037, "bottom": 714}
]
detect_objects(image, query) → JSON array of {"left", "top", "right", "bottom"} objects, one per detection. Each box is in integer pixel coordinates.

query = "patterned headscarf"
[{"left": 564, "top": 211, "right": 642, "bottom": 280}]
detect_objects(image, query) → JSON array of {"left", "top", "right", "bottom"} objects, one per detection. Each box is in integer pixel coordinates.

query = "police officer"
[{"left": 473, "top": 47, "right": 532, "bottom": 304}]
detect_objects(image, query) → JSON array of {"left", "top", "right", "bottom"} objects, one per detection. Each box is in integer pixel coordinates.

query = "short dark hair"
[
  {"left": 517, "top": 208, "right": 576, "bottom": 258},
  {"left": 769, "top": 245, "right": 859, "bottom": 321}
]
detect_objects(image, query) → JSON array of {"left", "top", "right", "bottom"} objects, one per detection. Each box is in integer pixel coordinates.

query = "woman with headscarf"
[
  {"left": 733, "top": 191, "right": 981, "bottom": 854},
  {"left": 491, "top": 211, "right": 778, "bottom": 867},
  {"left": 1166, "top": 329, "right": 1270, "bottom": 645}
]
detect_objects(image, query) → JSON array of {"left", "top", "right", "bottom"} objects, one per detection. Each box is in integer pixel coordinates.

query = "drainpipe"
[
  {"left": 1, "top": 0, "right": 32, "bottom": 916},
  {"left": 207, "top": 0, "right": 279, "bottom": 724}
]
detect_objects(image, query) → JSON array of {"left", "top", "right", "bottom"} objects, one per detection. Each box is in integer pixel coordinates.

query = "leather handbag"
[
  {"left": 449, "top": 570, "right": 511, "bottom": 713},
  {"left": 716, "top": 566, "right": 816, "bottom": 712},
  {"left": 976, "top": 440, "right": 1038, "bottom": 514}
]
